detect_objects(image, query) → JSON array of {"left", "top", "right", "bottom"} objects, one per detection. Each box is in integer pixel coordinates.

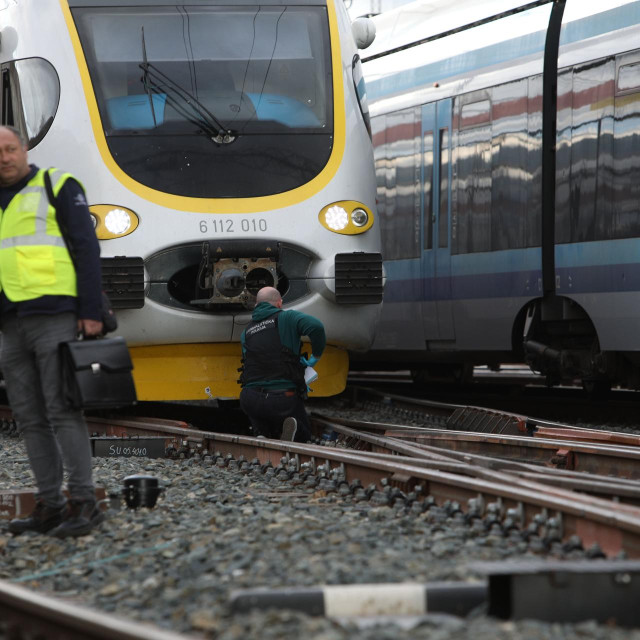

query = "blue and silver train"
[
  {"left": 0, "top": 0, "right": 383, "bottom": 400},
  {"left": 355, "top": 0, "right": 640, "bottom": 391}
]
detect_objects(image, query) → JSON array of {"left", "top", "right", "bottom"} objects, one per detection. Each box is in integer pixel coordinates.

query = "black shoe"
[
  {"left": 281, "top": 417, "right": 297, "bottom": 441},
  {"left": 8, "top": 500, "right": 66, "bottom": 534},
  {"left": 49, "top": 499, "right": 105, "bottom": 538}
]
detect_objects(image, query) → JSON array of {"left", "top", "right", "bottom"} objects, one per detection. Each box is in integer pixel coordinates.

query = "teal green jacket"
[{"left": 240, "top": 302, "right": 326, "bottom": 389}]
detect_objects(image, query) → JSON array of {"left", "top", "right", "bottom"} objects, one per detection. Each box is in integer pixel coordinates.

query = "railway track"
[
  {"left": 2, "top": 392, "right": 640, "bottom": 632},
  {"left": 347, "top": 371, "right": 640, "bottom": 429},
  {"left": 324, "top": 389, "right": 640, "bottom": 480},
  {"left": 4, "top": 390, "right": 638, "bottom": 558},
  {"left": 0, "top": 579, "right": 199, "bottom": 640}
]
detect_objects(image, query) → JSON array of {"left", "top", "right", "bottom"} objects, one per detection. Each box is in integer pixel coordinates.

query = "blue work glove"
[{"left": 300, "top": 354, "right": 319, "bottom": 367}]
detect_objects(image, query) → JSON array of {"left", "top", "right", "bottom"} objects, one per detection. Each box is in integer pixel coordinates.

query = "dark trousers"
[
  {"left": 239, "top": 387, "right": 312, "bottom": 442},
  {"left": 0, "top": 312, "right": 96, "bottom": 506}
]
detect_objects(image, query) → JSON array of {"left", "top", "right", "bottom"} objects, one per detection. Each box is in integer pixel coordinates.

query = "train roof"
[{"left": 363, "top": 0, "right": 640, "bottom": 104}]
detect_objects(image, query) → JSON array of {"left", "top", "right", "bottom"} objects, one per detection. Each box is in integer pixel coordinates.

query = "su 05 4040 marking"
[{"left": 199, "top": 219, "right": 268, "bottom": 234}]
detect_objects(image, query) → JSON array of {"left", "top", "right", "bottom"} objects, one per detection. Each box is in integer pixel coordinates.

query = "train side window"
[
  {"left": 460, "top": 100, "right": 491, "bottom": 128},
  {"left": 492, "top": 77, "right": 529, "bottom": 250},
  {"left": 613, "top": 54, "right": 640, "bottom": 240},
  {"left": 352, "top": 55, "right": 371, "bottom": 138},
  {"left": 0, "top": 57, "right": 59, "bottom": 148},
  {"left": 563, "top": 58, "right": 615, "bottom": 243},
  {"left": 381, "top": 108, "right": 421, "bottom": 260},
  {"left": 423, "top": 131, "right": 433, "bottom": 250},
  {"left": 617, "top": 62, "right": 640, "bottom": 94},
  {"left": 439, "top": 127, "right": 449, "bottom": 248},
  {"left": 456, "top": 95, "right": 492, "bottom": 254}
]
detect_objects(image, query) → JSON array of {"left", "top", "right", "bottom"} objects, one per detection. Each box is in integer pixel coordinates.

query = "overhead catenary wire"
[{"left": 362, "top": 0, "right": 555, "bottom": 62}]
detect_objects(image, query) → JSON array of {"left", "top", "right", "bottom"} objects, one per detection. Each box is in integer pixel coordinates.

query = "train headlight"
[
  {"left": 105, "top": 209, "right": 132, "bottom": 235},
  {"left": 319, "top": 201, "right": 374, "bottom": 235},
  {"left": 89, "top": 205, "right": 139, "bottom": 239},
  {"left": 325, "top": 206, "right": 349, "bottom": 231}
]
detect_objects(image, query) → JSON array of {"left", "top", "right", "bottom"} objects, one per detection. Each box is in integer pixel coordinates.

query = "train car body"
[
  {"left": 357, "top": 0, "right": 640, "bottom": 391},
  {"left": 0, "top": 0, "right": 383, "bottom": 400}
]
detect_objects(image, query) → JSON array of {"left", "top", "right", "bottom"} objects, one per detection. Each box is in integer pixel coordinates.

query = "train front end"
[{"left": 4, "top": 0, "right": 382, "bottom": 400}]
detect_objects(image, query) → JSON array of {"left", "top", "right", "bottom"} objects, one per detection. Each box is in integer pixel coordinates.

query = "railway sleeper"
[
  {"left": 83, "top": 428, "right": 636, "bottom": 558},
  {"left": 210, "top": 447, "right": 577, "bottom": 542}
]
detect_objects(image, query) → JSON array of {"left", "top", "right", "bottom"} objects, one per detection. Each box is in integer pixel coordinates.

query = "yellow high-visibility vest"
[{"left": 0, "top": 168, "right": 80, "bottom": 301}]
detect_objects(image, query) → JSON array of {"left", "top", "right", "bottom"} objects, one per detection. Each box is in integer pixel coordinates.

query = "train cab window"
[
  {"left": 0, "top": 58, "right": 59, "bottom": 148},
  {"left": 72, "top": 4, "right": 333, "bottom": 198}
]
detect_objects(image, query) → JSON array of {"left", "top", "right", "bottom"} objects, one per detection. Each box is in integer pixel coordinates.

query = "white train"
[
  {"left": 0, "top": 0, "right": 383, "bottom": 400},
  {"left": 356, "top": 0, "right": 640, "bottom": 392}
]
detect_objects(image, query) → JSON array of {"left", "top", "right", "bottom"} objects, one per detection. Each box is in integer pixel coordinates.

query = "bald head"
[
  {"left": 0, "top": 126, "right": 25, "bottom": 146},
  {"left": 256, "top": 287, "right": 282, "bottom": 307}
]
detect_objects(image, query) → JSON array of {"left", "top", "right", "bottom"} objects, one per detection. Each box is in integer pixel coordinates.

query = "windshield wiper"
[
  {"left": 139, "top": 28, "right": 236, "bottom": 144},
  {"left": 140, "top": 27, "right": 157, "bottom": 127}
]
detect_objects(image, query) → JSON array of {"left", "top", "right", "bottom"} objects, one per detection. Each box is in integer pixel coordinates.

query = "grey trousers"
[{"left": 0, "top": 312, "right": 95, "bottom": 507}]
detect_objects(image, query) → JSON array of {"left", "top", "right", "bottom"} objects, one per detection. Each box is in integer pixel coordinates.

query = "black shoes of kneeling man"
[
  {"left": 8, "top": 498, "right": 105, "bottom": 538},
  {"left": 281, "top": 417, "right": 297, "bottom": 441}
]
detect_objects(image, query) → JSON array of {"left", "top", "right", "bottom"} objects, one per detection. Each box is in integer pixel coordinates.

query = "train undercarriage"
[{"left": 522, "top": 297, "right": 640, "bottom": 393}]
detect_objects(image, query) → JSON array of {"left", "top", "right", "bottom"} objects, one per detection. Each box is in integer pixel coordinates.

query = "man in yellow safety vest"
[{"left": 0, "top": 125, "right": 105, "bottom": 538}]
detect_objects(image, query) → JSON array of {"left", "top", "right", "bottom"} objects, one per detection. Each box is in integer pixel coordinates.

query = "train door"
[{"left": 421, "top": 99, "right": 454, "bottom": 341}]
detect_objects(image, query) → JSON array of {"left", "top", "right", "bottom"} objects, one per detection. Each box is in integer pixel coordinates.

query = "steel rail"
[
  {"left": 0, "top": 579, "right": 200, "bottom": 640},
  {"left": 349, "top": 386, "right": 640, "bottom": 446},
  {"left": 78, "top": 416, "right": 640, "bottom": 557},
  {"left": 384, "top": 429, "right": 640, "bottom": 479},
  {"left": 311, "top": 417, "right": 640, "bottom": 517},
  {"left": 310, "top": 416, "right": 640, "bottom": 504},
  {"left": 4, "top": 405, "right": 640, "bottom": 556},
  {"left": 199, "top": 431, "right": 640, "bottom": 557},
  {"left": 336, "top": 438, "right": 640, "bottom": 503},
  {"left": 320, "top": 411, "right": 640, "bottom": 479}
]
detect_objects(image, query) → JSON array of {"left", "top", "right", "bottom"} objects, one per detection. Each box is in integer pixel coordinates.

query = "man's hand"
[{"left": 78, "top": 318, "right": 104, "bottom": 337}]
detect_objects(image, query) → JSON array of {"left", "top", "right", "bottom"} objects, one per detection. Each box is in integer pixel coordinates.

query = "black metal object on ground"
[{"left": 474, "top": 560, "right": 640, "bottom": 627}]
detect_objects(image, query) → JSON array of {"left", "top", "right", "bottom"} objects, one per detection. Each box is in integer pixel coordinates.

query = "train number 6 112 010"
[{"left": 199, "top": 219, "right": 268, "bottom": 234}]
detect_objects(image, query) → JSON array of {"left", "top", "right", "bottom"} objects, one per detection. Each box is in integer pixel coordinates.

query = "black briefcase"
[{"left": 60, "top": 336, "right": 137, "bottom": 410}]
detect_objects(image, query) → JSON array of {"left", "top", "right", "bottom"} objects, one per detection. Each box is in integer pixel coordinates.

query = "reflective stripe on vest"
[{"left": 0, "top": 168, "right": 79, "bottom": 301}]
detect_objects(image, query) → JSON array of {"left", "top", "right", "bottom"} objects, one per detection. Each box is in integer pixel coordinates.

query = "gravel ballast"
[{"left": 0, "top": 429, "right": 638, "bottom": 640}]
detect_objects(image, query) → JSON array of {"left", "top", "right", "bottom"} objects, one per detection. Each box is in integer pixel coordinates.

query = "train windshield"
[{"left": 71, "top": 4, "right": 333, "bottom": 198}]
